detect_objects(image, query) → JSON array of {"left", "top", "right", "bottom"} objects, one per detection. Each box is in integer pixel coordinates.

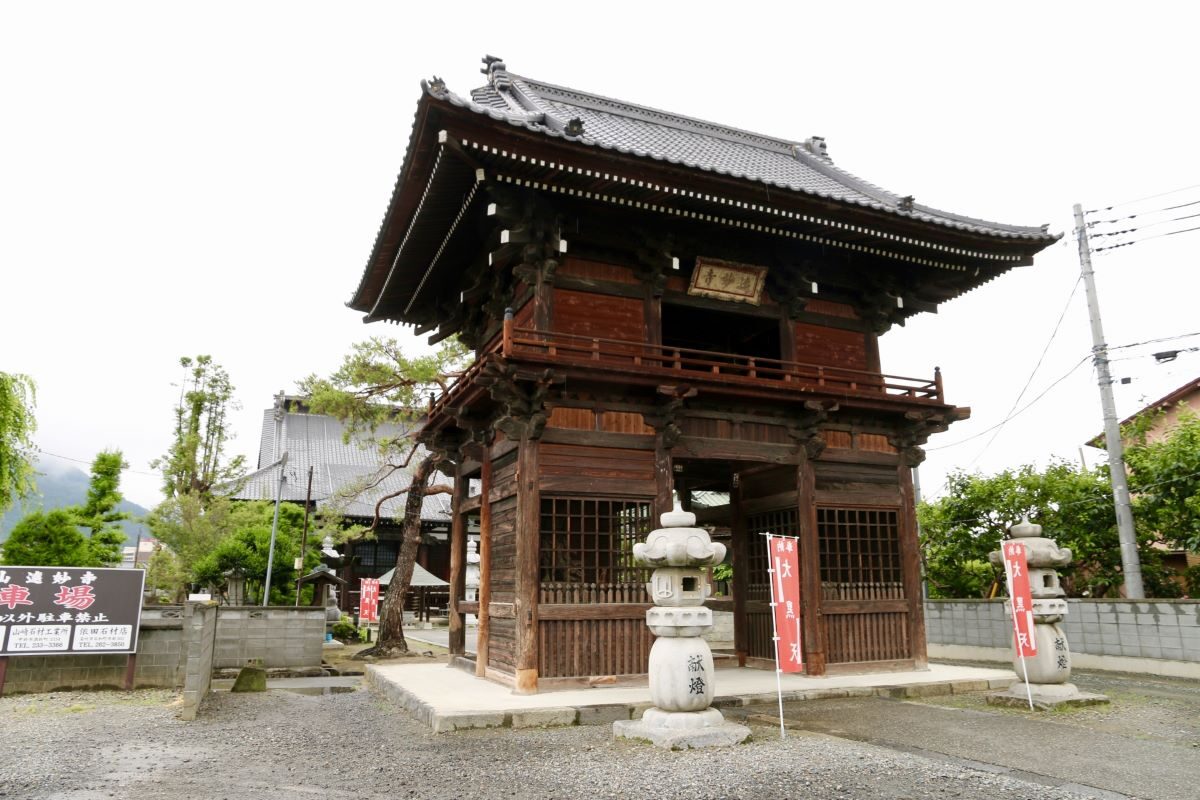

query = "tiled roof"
[
  {"left": 433, "top": 59, "right": 1053, "bottom": 241},
  {"left": 228, "top": 397, "right": 450, "bottom": 523}
]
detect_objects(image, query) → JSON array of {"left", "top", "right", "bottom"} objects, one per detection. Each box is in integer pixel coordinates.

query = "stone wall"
[
  {"left": 2, "top": 604, "right": 326, "bottom": 697},
  {"left": 213, "top": 606, "right": 326, "bottom": 669},
  {"left": 926, "top": 599, "right": 1200, "bottom": 678},
  {"left": 1, "top": 606, "right": 187, "bottom": 694}
]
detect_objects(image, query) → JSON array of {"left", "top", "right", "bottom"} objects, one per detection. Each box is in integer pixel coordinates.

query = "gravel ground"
[{"left": 0, "top": 687, "right": 1104, "bottom": 800}]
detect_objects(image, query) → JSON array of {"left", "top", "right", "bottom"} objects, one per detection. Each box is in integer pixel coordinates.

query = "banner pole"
[
  {"left": 1001, "top": 533, "right": 1035, "bottom": 710},
  {"left": 764, "top": 533, "right": 786, "bottom": 740}
]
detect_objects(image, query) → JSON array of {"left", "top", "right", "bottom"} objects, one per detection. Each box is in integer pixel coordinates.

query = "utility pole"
[
  {"left": 263, "top": 451, "right": 289, "bottom": 606},
  {"left": 1074, "top": 203, "right": 1144, "bottom": 598}
]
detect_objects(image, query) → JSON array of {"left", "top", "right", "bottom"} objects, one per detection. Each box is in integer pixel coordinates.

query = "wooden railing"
[
  {"left": 504, "top": 320, "right": 942, "bottom": 401},
  {"left": 429, "top": 317, "right": 943, "bottom": 419}
]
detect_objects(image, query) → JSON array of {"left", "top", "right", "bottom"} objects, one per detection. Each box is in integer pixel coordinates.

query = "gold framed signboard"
[{"left": 687, "top": 257, "right": 768, "bottom": 305}]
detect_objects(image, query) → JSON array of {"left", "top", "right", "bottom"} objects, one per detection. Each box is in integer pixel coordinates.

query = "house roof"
[
  {"left": 1086, "top": 376, "right": 1200, "bottom": 448},
  {"left": 228, "top": 395, "right": 452, "bottom": 523}
]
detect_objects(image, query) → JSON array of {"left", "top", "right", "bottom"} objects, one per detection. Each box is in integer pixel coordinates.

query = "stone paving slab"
[{"left": 365, "top": 662, "right": 1014, "bottom": 733}]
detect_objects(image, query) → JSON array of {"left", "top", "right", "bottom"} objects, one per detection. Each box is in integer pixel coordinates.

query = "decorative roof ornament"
[
  {"left": 481, "top": 54, "right": 511, "bottom": 90},
  {"left": 564, "top": 117, "right": 585, "bottom": 137},
  {"left": 803, "top": 136, "right": 829, "bottom": 159},
  {"left": 899, "top": 196, "right": 915, "bottom": 212},
  {"left": 428, "top": 75, "right": 447, "bottom": 96}
]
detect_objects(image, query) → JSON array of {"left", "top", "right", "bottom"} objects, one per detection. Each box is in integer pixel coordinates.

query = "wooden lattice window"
[
  {"left": 816, "top": 507, "right": 903, "bottom": 600},
  {"left": 745, "top": 508, "right": 800, "bottom": 603},
  {"left": 539, "top": 497, "right": 652, "bottom": 604}
]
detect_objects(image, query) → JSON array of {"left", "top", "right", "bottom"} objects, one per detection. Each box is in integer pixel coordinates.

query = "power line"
[
  {"left": 37, "top": 449, "right": 160, "bottom": 478},
  {"left": 1094, "top": 223, "right": 1200, "bottom": 252},
  {"left": 1110, "top": 330, "right": 1200, "bottom": 351},
  {"left": 925, "top": 355, "right": 1092, "bottom": 453},
  {"left": 962, "top": 276, "right": 1083, "bottom": 470},
  {"left": 1086, "top": 182, "right": 1200, "bottom": 213}
]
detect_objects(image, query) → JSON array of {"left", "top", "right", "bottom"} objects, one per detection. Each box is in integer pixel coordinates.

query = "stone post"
[
  {"left": 987, "top": 518, "right": 1108, "bottom": 708},
  {"left": 613, "top": 506, "right": 750, "bottom": 748},
  {"left": 465, "top": 539, "right": 480, "bottom": 625}
]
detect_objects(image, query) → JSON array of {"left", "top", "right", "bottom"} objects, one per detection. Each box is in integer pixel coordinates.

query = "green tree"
[
  {"left": 152, "top": 356, "right": 245, "bottom": 501},
  {"left": 919, "top": 461, "right": 1175, "bottom": 599},
  {"left": 147, "top": 492, "right": 244, "bottom": 582},
  {"left": 191, "top": 502, "right": 320, "bottom": 605},
  {"left": 76, "top": 450, "right": 131, "bottom": 566},
  {"left": 1, "top": 450, "right": 133, "bottom": 567},
  {"left": 1125, "top": 407, "right": 1200, "bottom": 553},
  {"left": 145, "top": 546, "right": 188, "bottom": 603},
  {"left": 300, "top": 336, "right": 466, "bottom": 657},
  {"left": 0, "top": 372, "right": 37, "bottom": 514},
  {"left": 1, "top": 508, "right": 89, "bottom": 566}
]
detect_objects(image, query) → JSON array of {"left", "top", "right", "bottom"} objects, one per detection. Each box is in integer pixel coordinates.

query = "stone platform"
[{"left": 365, "top": 662, "right": 1015, "bottom": 733}]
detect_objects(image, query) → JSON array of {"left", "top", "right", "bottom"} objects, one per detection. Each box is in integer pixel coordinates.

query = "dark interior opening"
[{"left": 662, "top": 303, "right": 781, "bottom": 361}]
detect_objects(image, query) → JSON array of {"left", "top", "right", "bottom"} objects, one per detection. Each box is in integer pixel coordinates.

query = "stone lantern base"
[
  {"left": 614, "top": 709, "right": 750, "bottom": 749},
  {"left": 987, "top": 681, "right": 1109, "bottom": 710}
]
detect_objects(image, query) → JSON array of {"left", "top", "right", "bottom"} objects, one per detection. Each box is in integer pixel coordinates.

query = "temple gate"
[{"left": 348, "top": 57, "right": 1057, "bottom": 692}]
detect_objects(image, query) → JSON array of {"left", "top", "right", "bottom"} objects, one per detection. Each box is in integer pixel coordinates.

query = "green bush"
[{"left": 330, "top": 616, "right": 360, "bottom": 643}]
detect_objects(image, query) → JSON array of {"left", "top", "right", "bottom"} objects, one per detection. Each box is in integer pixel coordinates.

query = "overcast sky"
[{"left": 3, "top": 1, "right": 1197, "bottom": 511}]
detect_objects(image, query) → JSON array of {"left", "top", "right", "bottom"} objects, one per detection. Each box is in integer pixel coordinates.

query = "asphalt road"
[{"left": 741, "top": 668, "right": 1200, "bottom": 800}]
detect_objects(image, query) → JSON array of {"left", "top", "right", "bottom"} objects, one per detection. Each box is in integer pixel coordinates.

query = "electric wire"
[
  {"left": 962, "top": 276, "right": 1082, "bottom": 471},
  {"left": 36, "top": 449, "right": 160, "bottom": 478},
  {"left": 925, "top": 355, "right": 1092, "bottom": 453},
  {"left": 1086, "top": 182, "right": 1200, "bottom": 213}
]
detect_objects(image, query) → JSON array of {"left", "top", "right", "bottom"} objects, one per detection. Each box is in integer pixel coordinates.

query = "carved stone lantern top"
[
  {"left": 1009, "top": 517, "right": 1042, "bottom": 539},
  {"left": 633, "top": 505, "right": 726, "bottom": 568}
]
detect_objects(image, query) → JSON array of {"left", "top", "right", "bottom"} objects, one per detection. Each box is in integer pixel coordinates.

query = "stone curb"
[{"left": 365, "top": 666, "right": 1001, "bottom": 734}]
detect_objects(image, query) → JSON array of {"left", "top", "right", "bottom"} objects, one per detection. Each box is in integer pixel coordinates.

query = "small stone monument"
[
  {"left": 465, "top": 539, "right": 481, "bottom": 625},
  {"left": 987, "top": 518, "right": 1108, "bottom": 709},
  {"left": 613, "top": 505, "right": 750, "bottom": 748}
]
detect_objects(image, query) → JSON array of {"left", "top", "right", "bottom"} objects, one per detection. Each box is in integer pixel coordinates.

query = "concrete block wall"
[
  {"left": 926, "top": 599, "right": 1200, "bottom": 664},
  {"left": 179, "top": 604, "right": 218, "bottom": 720},
  {"left": 1, "top": 607, "right": 187, "bottom": 694},
  {"left": 213, "top": 606, "right": 326, "bottom": 669}
]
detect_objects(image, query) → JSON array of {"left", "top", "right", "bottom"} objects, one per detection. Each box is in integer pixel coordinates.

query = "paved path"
[
  {"left": 366, "top": 660, "right": 1014, "bottom": 732},
  {"left": 739, "top": 669, "right": 1200, "bottom": 800}
]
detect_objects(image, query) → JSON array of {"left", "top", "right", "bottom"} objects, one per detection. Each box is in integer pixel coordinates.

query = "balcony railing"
[{"left": 429, "top": 319, "right": 943, "bottom": 418}]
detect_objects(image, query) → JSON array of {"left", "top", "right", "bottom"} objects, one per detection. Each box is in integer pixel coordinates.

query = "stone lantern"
[
  {"left": 614, "top": 505, "right": 750, "bottom": 748},
  {"left": 987, "top": 518, "right": 1108, "bottom": 708}
]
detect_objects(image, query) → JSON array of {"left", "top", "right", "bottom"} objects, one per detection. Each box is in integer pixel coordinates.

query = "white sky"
[{"left": 2, "top": 1, "right": 1197, "bottom": 510}]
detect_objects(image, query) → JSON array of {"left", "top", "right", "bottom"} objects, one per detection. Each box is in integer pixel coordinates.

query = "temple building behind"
[{"left": 348, "top": 57, "right": 1058, "bottom": 693}]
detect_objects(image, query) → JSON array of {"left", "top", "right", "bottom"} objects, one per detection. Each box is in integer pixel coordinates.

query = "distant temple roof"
[{"left": 228, "top": 394, "right": 451, "bottom": 523}]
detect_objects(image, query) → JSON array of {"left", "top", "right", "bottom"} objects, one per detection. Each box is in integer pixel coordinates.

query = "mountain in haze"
[{"left": 0, "top": 459, "right": 152, "bottom": 546}]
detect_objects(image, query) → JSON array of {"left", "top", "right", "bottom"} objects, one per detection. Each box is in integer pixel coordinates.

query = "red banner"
[
  {"left": 767, "top": 534, "right": 804, "bottom": 672},
  {"left": 1002, "top": 540, "right": 1037, "bottom": 657},
  {"left": 359, "top": 578, "right": 380, "bottom": 624}
]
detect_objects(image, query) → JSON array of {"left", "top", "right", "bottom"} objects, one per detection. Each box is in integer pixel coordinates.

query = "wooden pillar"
[
  {"left": 797, "top": 456, "right": 826, "bottom": 676},
  {"left": 730, "top": 478, "right": 748, "bottom": 666},
  {"left": 533, "top": 273, "right": 553, "bottom": 332},
  {"left": 780, "top": 315, "right": 798, "bottom": 364},
  {"left": 653, "top": 433, "right": 673, "bottom": 521},
  {"left": 447, "top": 462, "right": 469, "bottom": 657},
  {"left": 898, "top": 464, "right": 928, "bottom": 668},
  {"left": 475, "top": 453, "right": 493, "bottom": 677},
  {"left": 645, "top": 292, "right": 662, "bottom": 347},
  {"left": 513, "top": 434, "right": 541, "bottom": 693},
  {"left": 864, "top": 330, "right": 882, "bottom": 375}
]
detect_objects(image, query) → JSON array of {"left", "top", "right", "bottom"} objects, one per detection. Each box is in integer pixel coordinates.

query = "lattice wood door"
[
  {"left": 817, "top": 506, "right": 911, "bottom": 664},
  {"left": 744, "top": 507, "right": 800, "bottom": 661}
]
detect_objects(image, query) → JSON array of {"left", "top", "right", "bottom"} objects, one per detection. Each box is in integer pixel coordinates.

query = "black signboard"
[{"left": 0, "top": 566, "right": 145, "bottom": 656}]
